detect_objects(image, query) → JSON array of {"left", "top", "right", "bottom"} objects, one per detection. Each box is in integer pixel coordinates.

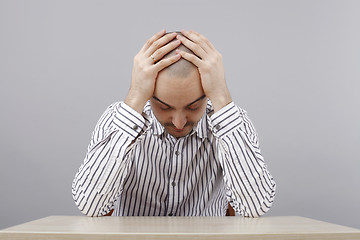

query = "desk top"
[{"left": 1, "top": 216, "right": 360, "bottom": 240}]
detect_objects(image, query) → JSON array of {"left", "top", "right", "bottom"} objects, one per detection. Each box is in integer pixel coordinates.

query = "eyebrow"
[{"left": 152, "top": 95, "right": 206, "bottom": 109}]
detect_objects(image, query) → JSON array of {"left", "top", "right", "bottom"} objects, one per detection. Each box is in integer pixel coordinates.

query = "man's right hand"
[{"left": 125, "top": 30, "right": 181, "bottom": 114}]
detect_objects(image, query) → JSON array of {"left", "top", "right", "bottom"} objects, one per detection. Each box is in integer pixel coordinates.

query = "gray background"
[{"left": 0, "top": 0, "right": 359, "bottom": 230}]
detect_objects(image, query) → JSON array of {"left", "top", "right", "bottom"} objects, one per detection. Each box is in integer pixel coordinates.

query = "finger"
[
  {"left": 176, "top": 34, "right": 207, "bottom": 59},
  {"left": 181, "top": 30, "right": 214, "bottom": 53},
  {"left": 149, "top": 39, "right": 181, "bottom": 64},
  {"left": 153, "top": 53, "right": 181, "bottom": 72},
  {"left": 141, "top": 29, "right": 166, "bottom": 52},
  {"left": 191, "top": 30, "right": 217, "bottom": 51},
  {"left": 145, "top": 32, "right": 177, "bottom": 57},
  {"left": 178, "top": 50, "right": 203, "bottom": 68}
]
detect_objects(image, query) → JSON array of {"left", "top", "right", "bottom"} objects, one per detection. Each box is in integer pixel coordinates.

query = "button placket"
[{"left": 166, "top": 138, "right": 184, "bottom": 217}]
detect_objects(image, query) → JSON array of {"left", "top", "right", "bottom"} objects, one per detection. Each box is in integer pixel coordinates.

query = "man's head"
[{"left": 150, "top": 32, "right": 207, "bottom": 138}]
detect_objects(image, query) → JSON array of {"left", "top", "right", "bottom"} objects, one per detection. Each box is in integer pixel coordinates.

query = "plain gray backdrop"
[{"left": 1, "top": 0, "right": 359, "bottom": 230}]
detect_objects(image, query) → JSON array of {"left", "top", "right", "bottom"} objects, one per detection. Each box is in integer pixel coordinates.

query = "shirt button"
[
  {"left": 171, "top": 182, "right": 176, "bottom": 187},
  {"left": 215, "top": 124, "right": 220, "bottom": 130},
  {"left": 175, "top": 151, "right": 180, "bottom": 156},
  {"left": 133, "top": 125, "right": 138, "bottom": 130}
]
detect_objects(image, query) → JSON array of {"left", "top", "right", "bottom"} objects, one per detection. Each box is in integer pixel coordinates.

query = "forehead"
[{"left": 154, "top": 69, "right": 204, "bottom": 106}]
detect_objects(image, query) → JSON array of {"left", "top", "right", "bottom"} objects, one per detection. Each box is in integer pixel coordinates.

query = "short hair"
[{"left": 160, "top": 32, "right": 198, "bottom": 78}]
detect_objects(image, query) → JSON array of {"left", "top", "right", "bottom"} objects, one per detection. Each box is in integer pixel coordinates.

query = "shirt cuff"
[
  {"left": 210, "top": 102, "right": 244, "bottom": 138},
  {"left": 112, "top": 102, "right": 146, "bottom": 139}
]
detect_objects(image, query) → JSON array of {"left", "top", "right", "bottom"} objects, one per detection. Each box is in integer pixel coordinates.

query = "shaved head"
[{"left": 160, "top": 32, "right": 198, "bottom": 78}]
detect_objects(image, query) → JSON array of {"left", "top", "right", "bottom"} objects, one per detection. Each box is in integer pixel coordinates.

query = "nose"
[{"left": 172, "top": 112, "right": 187, "bottom": 129}]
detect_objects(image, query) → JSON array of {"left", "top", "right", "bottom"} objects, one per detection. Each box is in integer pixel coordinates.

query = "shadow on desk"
[{"left": 105, "top": 203, "right": 236, "bottom": 216}]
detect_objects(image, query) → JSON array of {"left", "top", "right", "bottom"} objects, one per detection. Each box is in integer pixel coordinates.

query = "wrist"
[
  {"left": 125, "top": 91, "right": 148, "bottom": 114},
  {"left": 209, "top": 89, "right": 232, "bottom": 112}
]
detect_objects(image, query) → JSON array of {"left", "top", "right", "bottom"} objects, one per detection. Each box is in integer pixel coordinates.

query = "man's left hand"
[{"left": 177, "top": 30, "right": 232, "bottom": 112}]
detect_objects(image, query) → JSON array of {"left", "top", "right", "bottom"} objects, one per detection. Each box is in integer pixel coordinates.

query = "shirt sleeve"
[
  {"left": 72, "top": 102, "right": 150, "bottom": 216},
  {"left": 210, "top": 102, "right": 276, "bottom": 217}
]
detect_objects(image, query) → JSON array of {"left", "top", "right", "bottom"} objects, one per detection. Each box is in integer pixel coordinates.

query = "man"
[{"left": 72, "top": 30, "right": 276, "bottom": 217}]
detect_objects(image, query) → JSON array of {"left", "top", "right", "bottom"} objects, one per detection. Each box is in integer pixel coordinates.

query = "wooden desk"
[{"left": 0, "top": 216, "right": 359, "bottom": 240}]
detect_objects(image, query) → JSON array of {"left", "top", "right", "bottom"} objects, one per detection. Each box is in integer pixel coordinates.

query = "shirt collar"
[
  {"left": 195, "top": 99, "right": 214, "bottom": 139},
  {"left": 151, "top": 110, "right": 166, "bottom": 136},
  {"left": 143, "top": 101, "right": 164, "bottom": 136}
]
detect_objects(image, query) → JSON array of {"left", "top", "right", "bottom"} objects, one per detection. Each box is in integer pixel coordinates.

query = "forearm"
[
  {"left": 72, "top": 102, "right": 148, "bottom": 216},
  {"left": 212, "top": 103, "right": 276, "bottom": 217},
  {"left": 210, "top": 88, "right": 232, "bottom": 113}
]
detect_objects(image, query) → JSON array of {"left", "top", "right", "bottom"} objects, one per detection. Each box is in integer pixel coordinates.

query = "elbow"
[
  {"left": 72, "top": 188, "right": 97, "bottom": 217},
  {"left": 72, "top": 190, "right": 113, "bottom": 217},
  {"left": 255, "top": 185, "right": 277, "bottom": 217},
  {"left": 242, "top": 183, "right": 276, "bottom": 218}
]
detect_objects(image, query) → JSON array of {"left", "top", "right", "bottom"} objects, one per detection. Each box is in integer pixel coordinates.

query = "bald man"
[{"left": 72, "top": 30, "right": 276, "bottom": 217}]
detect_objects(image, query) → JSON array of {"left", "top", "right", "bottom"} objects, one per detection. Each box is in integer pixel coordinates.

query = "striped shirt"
[{"left": 72, "top": 100, "right": 276, "bottom": 217}]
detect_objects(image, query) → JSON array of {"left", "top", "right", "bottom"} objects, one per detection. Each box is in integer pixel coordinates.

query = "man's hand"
[
  {"left": 177, "top": 30, "right": 232, "bottom": 112},
  {"left": 125, "top": 30, "right": 181, "bottom": 114}
]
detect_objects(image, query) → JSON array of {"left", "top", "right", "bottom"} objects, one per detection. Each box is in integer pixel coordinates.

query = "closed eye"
[
  {"left": 160, "top": 106, "right": 172, "bottom": 111},
  {"left": 187, "top": 106, "right": 199, "bottom": 111}
]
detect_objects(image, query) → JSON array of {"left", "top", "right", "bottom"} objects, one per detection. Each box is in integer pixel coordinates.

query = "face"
[{"left": 151, "top": 69, "right": 207, "bottom": 138}]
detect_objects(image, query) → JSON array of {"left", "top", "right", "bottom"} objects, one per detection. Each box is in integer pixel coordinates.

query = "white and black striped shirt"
[{"left": 72, "top": 100, "right": 276, "bottom": 217}]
